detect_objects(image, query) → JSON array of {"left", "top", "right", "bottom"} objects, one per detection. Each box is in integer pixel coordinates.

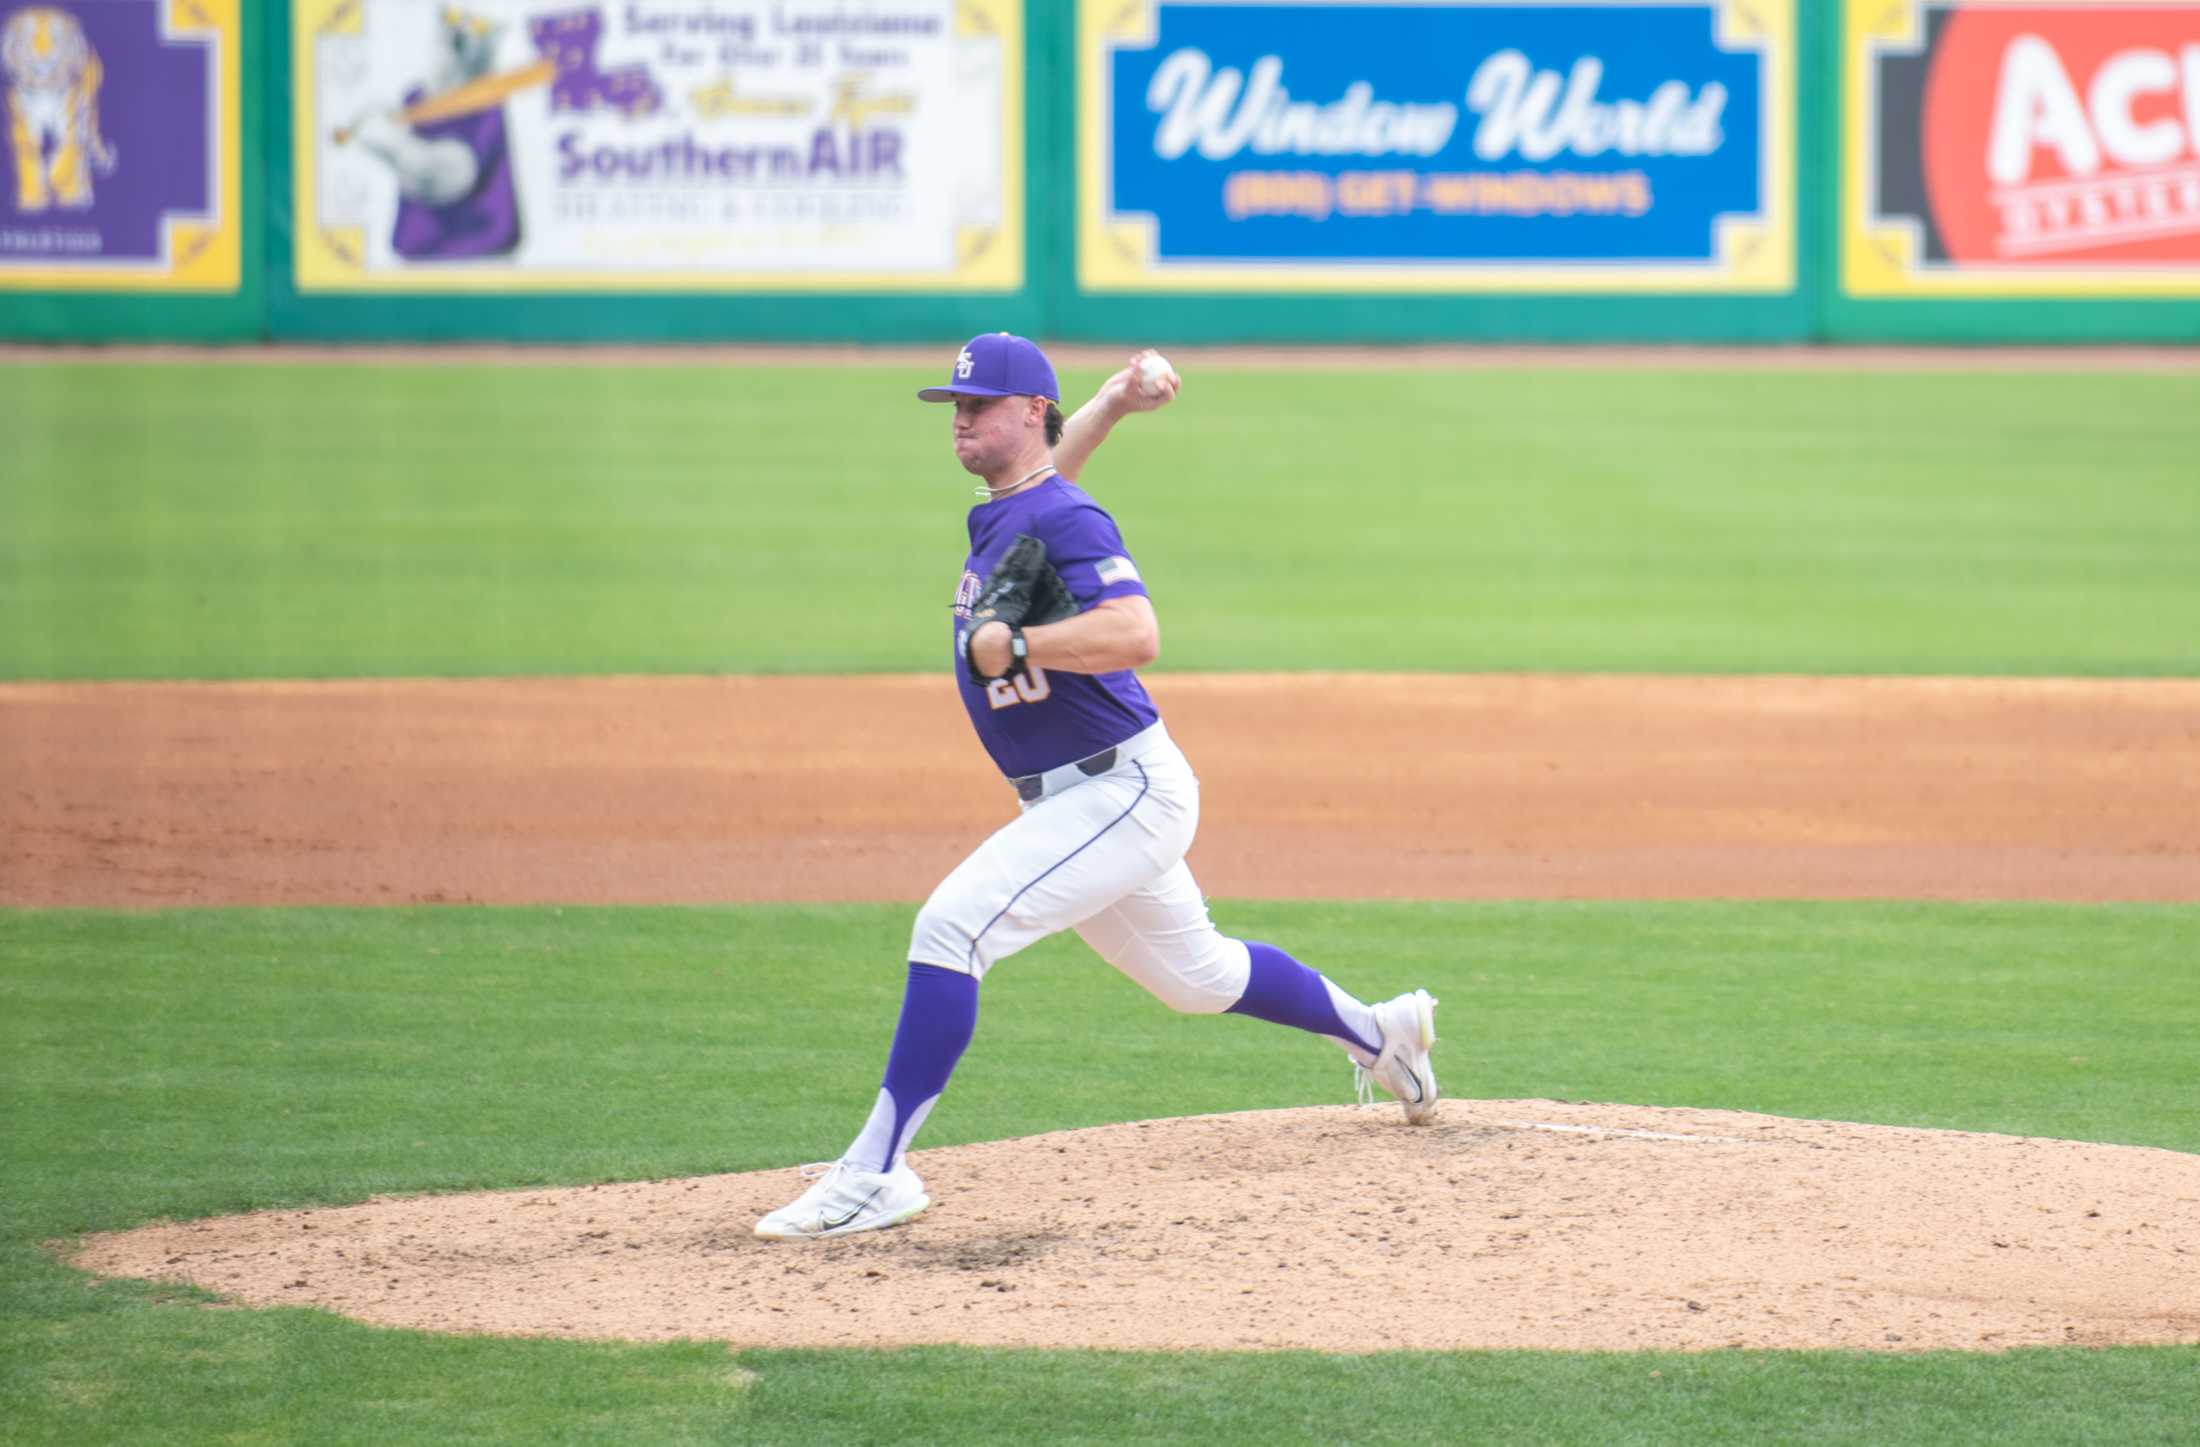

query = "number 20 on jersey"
[{"left": 985, "top": 666, "right": 1051, "bottom": 710}]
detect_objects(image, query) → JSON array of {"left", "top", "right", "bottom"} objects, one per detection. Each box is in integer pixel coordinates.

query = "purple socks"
[
  {"left": 1225, "top": 941, "right": 1382, "bottom": 1059},
  {"left": 847, "top": 963, "right": 978, "bottom": 1174},
  {"left": 847, "top": 946, "right": 1378, "bottom": 1174}
]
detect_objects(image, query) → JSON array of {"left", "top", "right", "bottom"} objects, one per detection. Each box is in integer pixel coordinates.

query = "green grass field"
[
  {"left": 7, "top": 357, "right": 2198, "bottom": 1443},
  {"left": 4, "top": 361, "right": 2197, "bottom": 679},
  {"left": 5, "top": 903, "right": 2198, "bottom": 1444}
]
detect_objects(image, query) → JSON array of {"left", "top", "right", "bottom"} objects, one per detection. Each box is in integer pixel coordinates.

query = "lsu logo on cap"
[{"left": 955, "top": 348, "right": 974, "bottom": 379}]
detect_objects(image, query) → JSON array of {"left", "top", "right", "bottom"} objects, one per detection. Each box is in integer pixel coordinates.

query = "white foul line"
[{"left": 1500, "top": 1120, "right": 1750, "bottom": 1145}]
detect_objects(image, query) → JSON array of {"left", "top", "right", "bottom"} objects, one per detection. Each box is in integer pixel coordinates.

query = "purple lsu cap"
[{"left": 917, "top": 332, "right": 1059, "bottom": 403}]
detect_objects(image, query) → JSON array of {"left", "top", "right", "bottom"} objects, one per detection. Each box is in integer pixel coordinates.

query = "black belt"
[{"left": 1012, "top": 746, "right": 1119, "bottom": 802}]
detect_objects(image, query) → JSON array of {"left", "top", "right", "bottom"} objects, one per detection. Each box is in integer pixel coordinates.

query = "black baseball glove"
[{"left": 961, "top": 534, "right": 1080, "bottom": 683}]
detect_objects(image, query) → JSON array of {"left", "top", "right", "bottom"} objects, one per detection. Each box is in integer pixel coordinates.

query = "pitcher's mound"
[{"left": 72, "top": 1102, "right": 2200, "bottom": 1353}]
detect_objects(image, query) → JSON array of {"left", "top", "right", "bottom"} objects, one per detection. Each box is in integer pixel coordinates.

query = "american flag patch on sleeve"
[{"left": 1096, "top": 555, "right": 1141, "bottom": 585}]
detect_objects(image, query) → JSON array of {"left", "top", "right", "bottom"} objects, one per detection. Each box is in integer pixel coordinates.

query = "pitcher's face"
[{"left": 950, "top": 393, "right": 1046, "bottom": 477}]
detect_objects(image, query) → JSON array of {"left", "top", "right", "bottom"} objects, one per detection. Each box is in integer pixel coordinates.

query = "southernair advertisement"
[
  {"left": 1847, "top": 0, "right": 2200, "bottom": 297},
  {"left": 0, "top": 0, "right": 239, "bottom": 291},
  {"left": 294, "top": 0, "right": 1023, "bottom": 291},
  {"left": 1079, "top": 0, "right": 1794, "bottom": 292}
]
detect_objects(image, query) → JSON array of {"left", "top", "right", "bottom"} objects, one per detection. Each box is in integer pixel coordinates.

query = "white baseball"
[{"left": 1137, "top": 352, "right": 1177, "bottom": 396}]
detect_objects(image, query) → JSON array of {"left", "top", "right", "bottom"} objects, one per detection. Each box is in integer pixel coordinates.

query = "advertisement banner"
[
  {"left": 292, "top": 0, "right": 1022, "bottom": 292},
  {"left": 0, "top": 0, "right": 239, "bottom": 291},
  {"left": 1847, "top": 0, "right": 2200, "bottom": 297},
  {"left": 1078, "top": 0, "right": 1794, "bottom": 293}
]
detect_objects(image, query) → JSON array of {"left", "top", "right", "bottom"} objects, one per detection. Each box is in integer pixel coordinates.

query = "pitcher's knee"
[
  {"left": 1146, "top": 938, "right": 1253, "bottom": 1015},
  {"left": 908, "top": 897, "right": 979, "bottom": 975},
  {"left": 1143, "top": 974, "right": 1229, "bottom": 1014}
]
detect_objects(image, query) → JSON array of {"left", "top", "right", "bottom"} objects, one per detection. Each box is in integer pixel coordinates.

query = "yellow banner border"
[
  {"left": 1076, "top": 0, "right": 1796, "bottom": 295},
  {"left": 0, "top": 0, "right": 241, "bottom": 292},
  {"left": 293, "top": 0, "right": 1024, "bottom": 294},
  {"left": 1842, "top": 0, "right": 2200, "bottom": 299}
]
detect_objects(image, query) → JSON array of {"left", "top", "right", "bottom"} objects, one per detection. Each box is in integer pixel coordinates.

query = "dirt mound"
[{"left": 72, "top": 1101, "right": 2200, "bottom": 1354}]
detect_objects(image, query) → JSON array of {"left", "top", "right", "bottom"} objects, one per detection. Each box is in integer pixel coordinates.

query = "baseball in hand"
[{"left": 1137, "top": 352, "right": 1177, "bottom": 396}]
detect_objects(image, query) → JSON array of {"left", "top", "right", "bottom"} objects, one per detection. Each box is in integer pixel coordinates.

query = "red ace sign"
[
  {"left": 1929, "top": 8, "right": 2200, "bottom": 261},
  {"left": 1848, "top": 1, "right": 2200, "bottom": 294}
]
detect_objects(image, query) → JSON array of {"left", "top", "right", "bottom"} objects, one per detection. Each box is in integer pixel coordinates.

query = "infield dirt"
[
  {"left": 7, "top": 672, "right": 2199, "bottom": 907},
  {"left": 22, "top": 671, "right": 2200, "bottom": 1354}
]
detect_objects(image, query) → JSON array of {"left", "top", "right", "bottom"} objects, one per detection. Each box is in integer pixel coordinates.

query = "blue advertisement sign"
[{"left": 1078, "top": 0, "right": 1794, "bottom": 292}]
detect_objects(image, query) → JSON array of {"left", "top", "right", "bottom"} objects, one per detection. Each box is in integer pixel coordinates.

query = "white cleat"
[
  {"left": 1354, "top": 989, "right": 1440, "bottom": 1124},
  {"left": 754, "top": 1159, "right": 931, "bottom": 1241}
]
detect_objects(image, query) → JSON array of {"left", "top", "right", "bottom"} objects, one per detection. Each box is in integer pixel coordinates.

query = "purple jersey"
[{"left": 952, "top": 476, "right": 1158, "bottom": 778}]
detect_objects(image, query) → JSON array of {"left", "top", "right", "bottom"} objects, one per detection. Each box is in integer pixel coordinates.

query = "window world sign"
[{"left": 1078, "top": 0, "right": 1795, "bottom": 292}]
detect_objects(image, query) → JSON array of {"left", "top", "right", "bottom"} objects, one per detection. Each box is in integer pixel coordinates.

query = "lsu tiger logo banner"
[{"left": 0, "top": 0, "right": 238, "bottom": 290}]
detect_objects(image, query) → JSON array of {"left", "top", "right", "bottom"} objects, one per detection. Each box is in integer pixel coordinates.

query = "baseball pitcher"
[{"left": 757, "top": 333, "right": 1441, "bottom": 1239}]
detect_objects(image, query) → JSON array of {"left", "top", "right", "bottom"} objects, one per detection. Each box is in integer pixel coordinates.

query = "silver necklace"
[{"left": 975, "top": 463, "right": 1055, "bottom": 501}]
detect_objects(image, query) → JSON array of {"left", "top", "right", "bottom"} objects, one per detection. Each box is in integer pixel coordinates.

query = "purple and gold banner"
[{"left": 0, "top": 0, "right": 239, "bottom": 290}]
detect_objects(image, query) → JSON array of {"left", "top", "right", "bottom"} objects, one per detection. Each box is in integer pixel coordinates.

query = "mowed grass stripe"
[
  {"left": 4, "top": 362, "right": 2197, "bottom": 679},
  {"left": 3, "top": 902, "right": 2195, "bottom": 1444}
]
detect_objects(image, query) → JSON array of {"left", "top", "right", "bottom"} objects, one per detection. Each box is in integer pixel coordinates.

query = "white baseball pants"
[{"left": 907, "top": 724, "right": 1253, "bottom": 1013}]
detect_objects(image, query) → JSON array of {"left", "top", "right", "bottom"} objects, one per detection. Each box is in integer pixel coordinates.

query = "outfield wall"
[{"left": 5, "top": 1, "right": 2199, "bottom": 344}]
